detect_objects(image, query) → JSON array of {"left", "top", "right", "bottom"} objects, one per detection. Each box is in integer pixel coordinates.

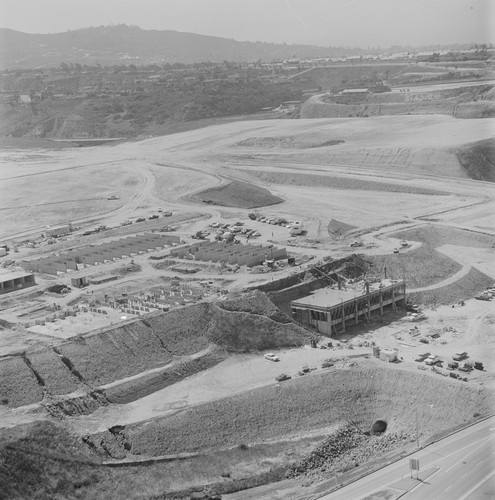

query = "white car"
[
  {"left": 425, "top": 355, "right": 439, "bottom": 366},
  {"left": 264, "top": 353, "right": 280, "bottom": 362}
]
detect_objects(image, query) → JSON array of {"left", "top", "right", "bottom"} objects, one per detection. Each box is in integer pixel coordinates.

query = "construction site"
[{"left": 1, "top": 75, "right": 495, "bottom": 500}]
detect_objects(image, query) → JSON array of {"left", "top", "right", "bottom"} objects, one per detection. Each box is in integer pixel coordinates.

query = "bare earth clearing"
[{"left": 1, "top": 91, "right": 495, "bottom": 499}]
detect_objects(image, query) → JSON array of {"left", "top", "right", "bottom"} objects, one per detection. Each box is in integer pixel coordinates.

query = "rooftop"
[
  {"left": 292, "top": 287, "right": 357, "bottom": 308},
  {"left": 0, "top": 270, "right": 34, "bottom": 282},
  {"left": 292, "top": 280, "right": 404, "bottom": 309}
]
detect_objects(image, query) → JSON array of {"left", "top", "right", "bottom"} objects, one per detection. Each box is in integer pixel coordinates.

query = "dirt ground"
[{"left": 1, "top": 83, "right": 495, "bottom": 497}]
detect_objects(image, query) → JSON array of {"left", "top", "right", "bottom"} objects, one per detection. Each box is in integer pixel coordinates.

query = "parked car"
[
  {"left": 136, "top": 217, "right": 146, "bottom": 223},
  {"left": 414, "top": 352, "right": 430, "bottom": 362},
  {"left": 453, "top": 351, "right": 468, "bottom": 361},
  {"left": 148, "top": 215, "right": 159, "bottom": 220},
  {"left": 425, "top": 355, "right": 439, "bottom": 366},
  {"left": 275, "top": 373, "right": 291, "bottom": 382},
  {"left": 264, "top": 353, "right": 279, "bottom": 362},
  {"left": 163, "top": 211, "right": 172, "bottom": 217}
]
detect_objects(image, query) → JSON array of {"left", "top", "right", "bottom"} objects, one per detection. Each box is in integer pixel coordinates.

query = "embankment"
[
  {"left": 86, "top": 363, "right": 493, "bottom": 458},
  {"left": 0, "top": 292, "right": 309, "bottom": 410}
]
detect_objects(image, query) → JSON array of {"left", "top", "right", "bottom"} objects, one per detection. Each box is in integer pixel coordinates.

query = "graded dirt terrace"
[{"left": 1, "top": 114, "right": 494, "bottom": 241}]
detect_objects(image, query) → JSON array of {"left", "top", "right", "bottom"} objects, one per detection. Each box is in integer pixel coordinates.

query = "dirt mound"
[
  {"left": 391, "top": 224, "right": 495, "bottom": 249},
  {"left": 249, "top": 170, "right": 448, "bottom": 196},
  {"left": 328, "top": 219, "right": 358, "bottom": 237},
  {"left": 207, "top": 304, "right": 309, "bottom": 352},
  {"left": 456, "top": 138, "right": 495, "bottom": 182},
  {"left": 218, "top": 290, "right": 292, "bottom": 324},
  {"left": 191, "top": 180, "right": 283, "bottom": 208},
  {"left": 109, "top": 365, "right": 493, "bottom": 457},
  {"left": 366, "top": 245, "right": 462, "bottom": 289},
  {"left": 408, "top": 267, "right": 494, "bottom": 306}
]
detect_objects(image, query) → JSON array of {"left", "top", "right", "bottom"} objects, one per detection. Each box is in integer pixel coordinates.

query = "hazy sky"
[{"left": 0, "top": 0, "right": 492, "bottom": 47}]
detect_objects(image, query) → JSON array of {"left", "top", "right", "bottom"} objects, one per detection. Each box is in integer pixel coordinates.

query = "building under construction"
[{"left": 291, "top": 279, "right": 406, "bottom": 336}]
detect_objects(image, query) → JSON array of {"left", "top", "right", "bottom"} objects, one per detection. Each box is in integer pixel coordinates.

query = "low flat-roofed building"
[
  {"left": 291, "top": 279, "right": 406, "bottom": 336},
  {"left": 0, "top": 270, "right": 36, "bottom": 294}
]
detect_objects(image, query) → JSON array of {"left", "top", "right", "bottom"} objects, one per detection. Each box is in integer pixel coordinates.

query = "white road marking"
[
  {"left": 459, "top": 470, "right": 495, "bottom": 500},
  {"left": 461, "top": 472, "right": 468, "bottom": 478},
  {"left": 445, "top": 485, "right": 452, "bottom": 492}
]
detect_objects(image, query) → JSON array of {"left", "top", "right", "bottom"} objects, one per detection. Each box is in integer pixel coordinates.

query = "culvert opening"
[{"left": 371, "top": 420, "right": 387, "bottom": 435}]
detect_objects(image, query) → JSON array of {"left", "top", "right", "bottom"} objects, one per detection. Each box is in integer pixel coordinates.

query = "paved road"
[{"left": 319, "top": 416, "right": 495, "bottom": 499}]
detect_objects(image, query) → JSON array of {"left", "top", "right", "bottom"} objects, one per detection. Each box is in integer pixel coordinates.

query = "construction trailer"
[
  {"left": 44, "top": 224, "right": 72, "bottom": 238},
  {"left": 291, "top": 279, "right": 406, "bottom": 336},
  {"left": 71, "top": 277, "right": 88, "bottom": 288},
  {"left": 0, "top": 270, "right": 36, "bottom": 294}
]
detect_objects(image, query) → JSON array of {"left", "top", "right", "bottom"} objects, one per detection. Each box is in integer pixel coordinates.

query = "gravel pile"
[{"left": 287, "top": 424, "right": 411, "bottom": 478}]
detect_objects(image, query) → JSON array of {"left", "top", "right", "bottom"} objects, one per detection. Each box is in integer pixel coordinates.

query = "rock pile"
[{"left": 287, "top": 424, "right": 411, "bottom": 478}]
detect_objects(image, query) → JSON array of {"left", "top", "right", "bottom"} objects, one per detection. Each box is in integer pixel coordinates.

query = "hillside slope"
[
  {"left": 0, "top": 25, "right": 352, "bottom": 69},
  {"left": 0, "top": 293, "right": 311, "bottom": 408}
]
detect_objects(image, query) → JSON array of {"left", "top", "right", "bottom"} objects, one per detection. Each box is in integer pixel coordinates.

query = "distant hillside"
[{"left": 0, "top": 25, "right": 357, "bottom": 69}]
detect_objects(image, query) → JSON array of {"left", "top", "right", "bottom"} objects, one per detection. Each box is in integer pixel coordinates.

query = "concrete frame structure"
[
  {"left": 291, "top": 280, "right": 406, "bottom": 336},
  {"left": 170, "top": 241, "right": 287, "bottom": 267},
  {"left": 20, "top": 233, "right": 180, "bottom": 275},
  {"left": 0, "top": 271, "right": 36, "bottom": 294}
]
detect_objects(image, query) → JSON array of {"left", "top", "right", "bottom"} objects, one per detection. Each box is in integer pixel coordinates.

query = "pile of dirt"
[
  {"left": 104, "top": 365, "right": 493, "bottom": 458},
  {"left": 391, "top": 224, "right": 495, "bottom": 249},
  {"left": 328, "top": 219, "right": 358, "bottom": 238},
  {"left": 190, "top": 180, "right": 283, "bottom": 209},
  {"left": 408, "top": 267, "right": 495, "bottom": 306},
  {"left": 206, "top": 304, "right": 309, "bottom": 352},
  {"left": 218, "top": 290, "right": 292, "bottom": 324},
  {"left": 365, "top": 245, "right": 462, "bottom": 289},
  {"left": 114, "top": 262, "right": 142, "bottom": 275},
  {"left": 456, "top": 138, "right": 495, "bottom": 182}
]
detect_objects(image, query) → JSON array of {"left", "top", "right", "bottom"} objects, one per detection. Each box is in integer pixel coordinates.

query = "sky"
[{"left": 0, "top": 0, "right": 493, "bottom": 47}]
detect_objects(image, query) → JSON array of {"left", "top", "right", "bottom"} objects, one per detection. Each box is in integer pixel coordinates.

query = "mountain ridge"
[{"left": 0, "top": 24, "right": 349, "bottom": 69}]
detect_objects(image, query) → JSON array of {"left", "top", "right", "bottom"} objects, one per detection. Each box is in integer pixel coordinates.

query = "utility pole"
[{"left": 415, "top": 407, "right": 419, "bottom": 448}]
